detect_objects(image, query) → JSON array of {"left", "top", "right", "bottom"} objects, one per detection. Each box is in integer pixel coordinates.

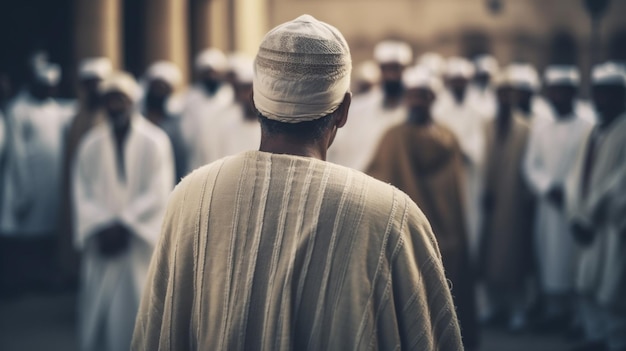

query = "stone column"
[
  {"left": 144, "top": 0, "right": 190, "bottom": 85},
  {"left": 233, "top": 0, "right": 269, "bottom": 56},
  {"left": 74, "top": 0, "right": 122, "bottom": 68}
]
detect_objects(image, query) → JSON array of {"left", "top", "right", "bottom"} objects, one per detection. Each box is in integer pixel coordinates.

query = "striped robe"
[{"left": 132, "top": 150, "right": 463, "bottom": 351}]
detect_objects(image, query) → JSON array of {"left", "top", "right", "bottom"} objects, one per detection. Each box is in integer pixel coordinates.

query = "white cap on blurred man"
[
  {"left": 79, "top": 57, "right": 113, "bottom": 80},
  {"left": 403, "top": 65, "right": 442, "bottom": 93},
  {"left": 592, "top": 61, "right": 626, "bottom": 86},
  {"left": 445, "top": 57, "right": 475, "bottom": 79},
  {"left": 99, "top": 71, "right": 141, "bottom": 102},
  {"left": 506, "top": 63, "right": 541, "bottom": 92},
  {"left": 544, "top": 65, "right": 580, "bottom": 87},
  {"left": 145, "top": 61, "right": 183, "bottom": 89},
  {"left": 195, "top": 48, "right": 229, "bottom": 73},
  {"left": 374, "top": 40, "right": 413, "bottom": 66}
]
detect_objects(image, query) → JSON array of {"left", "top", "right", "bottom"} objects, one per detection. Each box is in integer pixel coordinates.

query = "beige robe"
[
  {"left": 132, "top": 151, "right": 463, "bottom": 351},
  {"left": 366, "top": 122, "right": 478, "bottom": 349},
  {"left": 567, "top": 113, "right": 626, "bottom": 312},
  {"left": 480, "top": 114, "right": 534, "bottom": 290}
]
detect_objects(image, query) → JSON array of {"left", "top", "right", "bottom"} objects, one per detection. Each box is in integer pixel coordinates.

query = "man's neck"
[{"left": 259, "top": 134, "right": 326, "bottom": 161}]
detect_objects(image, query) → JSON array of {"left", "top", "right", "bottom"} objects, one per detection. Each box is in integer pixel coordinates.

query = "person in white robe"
[
  {"left": 352, "top": 60, "right": 381, "bottom": 96},
  {"left": 73, "top": 72, "right": 174, "bottom": 351},
  {"left": 567, "top": 62, "right": 626, "bottom": 351},
  {"left": 132, "top": 15, "right": 462, "bottom": 350},
  {"left": 505, "top": 63, "right": 552, "bottom": 123},
  {"left": 467, "top": 54, "right": 498, "bottom": 118},
  {"left": 328, "top": 40, "right": 411, "bottom": 171},
  {"left": 523, "top": 65, "right": 595, "bottom": 328},
  {"left": 434, "top": 56, "right": 487, "bottom": 264},
  {"left": 0, "top": 63, "right": 69, "bottom": 292},
  {"left": 181, "top": 48, "right": 234, "bottom": 171},
  {"left": 212, "top": 56, "right": 261, "bottom": 159}
]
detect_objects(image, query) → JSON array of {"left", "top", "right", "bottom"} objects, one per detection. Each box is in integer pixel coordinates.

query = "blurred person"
[
  {"left": 58, "top": 57, "right": 113, "bottom": 288},
  {"left": 479, "top": 70, "right": 534, "bottom": 332},
  {"left": 182, "top": 48, "right": 233, "bottom": 171},
  {"left": 352, "top": 60, "right": 381, "bottom": 95},
  {"left": 523, "top": 65, "right": 594, "bottom": 330},
  {"left": 567, "top": 62, "right": 626, "bottom": 351},
  {"left": 505, "top": 63, "right": 544, "bottom": 121},
  {"left": 133, "top": 15, "right": 463, "bottom": 351},
  {"left": 328, "top": 40, "right": 412, "bottom": 171},
  {"left": 73, "top": 72, "right": 174, "bottom": 351},
  {"left": 142, "top": 61, "right": 187, "bottom": 182},
  {"left": 0, "top": 63, "right": 67, "bottom": 294},
  {"left": 434, "top": 56, "right": 487, "bottom": 264},
  {"left": 212, "top": 55, "right": 261, "bottom": 159},
  {"left": 467, "top": 54, "right": 499, "bottom": 118},
  {"left": 367, "top": 66, "right": 479, "bottom": 350},
  {"left": 417, "top": 52, "right": 446, "bottom": 77}
]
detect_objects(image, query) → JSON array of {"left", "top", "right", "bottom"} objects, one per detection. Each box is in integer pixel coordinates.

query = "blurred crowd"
[{"left": 0, "top": 37, "right": 625, "bottom": 351}]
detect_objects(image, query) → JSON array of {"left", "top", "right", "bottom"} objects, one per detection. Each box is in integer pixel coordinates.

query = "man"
[
  {"left": 417, "top": 52, "right": 446, "bottom": 77},
  {"left": 58, "top": 57, "right": 112, "bottom": 287},
  {"left": 142, "top": 61, "right": 187, "bottom": 182},
  {"left": 434, "top": 56, "right": 487, "bottom": 264},
  {"left": 181, "top": 48, "right": 234, "bottom": 171},
  {"left": 523, "top": 65, "right": 594, "bottom": 328},
  {"left": 0, "top": 62, "right": 67, "bottom": 293},
  {"left": 133, "top": 15, "right": 462, "bottom": 350},
  {"left": 567, "top": 62, "right": 626, "bottom": 351},
  {"left": 352, "top": 60, "right": 381, "bottom": 96},
  {"left": 74, "top": 72, "right": 174, "bottom": 351},
  {"left": 212, "top": 56, "right": 261, "bottom": 159},
  {"left": 480, "top": 71, "right": 534, "bottom": 332},
  {"left": 468, "top": 54, "right": 498, "bottom": 118},
  {"left": 367, "top": 66, "right": 478, "bottom": 350},
  {"left": 328, "top": 40, "right": 412, "bottom": 171}
]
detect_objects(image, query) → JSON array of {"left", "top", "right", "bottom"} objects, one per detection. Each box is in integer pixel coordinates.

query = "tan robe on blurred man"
[{"left": 367, "top": 122, "right": 479, "bottom": 350}]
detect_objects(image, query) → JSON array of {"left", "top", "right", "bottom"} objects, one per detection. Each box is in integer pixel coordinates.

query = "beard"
[
  {"left": 145, "top": 93, "right": 166, "bottom": 112},
  {"left": 202, "top": 79, "right": 220, "bottom": 95},
  {"left": 383, "top": 81, "right": 403, "bottom": 98}
]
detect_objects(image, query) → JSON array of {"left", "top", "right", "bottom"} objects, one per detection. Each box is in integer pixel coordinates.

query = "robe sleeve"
[
  {"left": 523, "top": 122, "right": 553, "bottom": 195},
  {"left": 73, "top": 141, "right": 116, "bottom": 249},
  {"left": 120, "top": 138, "right": 175, "bottom": 247},
  {"left": 132, "top": 173, "right": 197, "bottom": 351},
  {"left": 390, "top": 194, "right": 464, "bottom": 351}
]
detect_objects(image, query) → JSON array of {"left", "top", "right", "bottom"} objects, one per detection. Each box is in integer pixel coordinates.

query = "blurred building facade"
[{"left": 1, "top": 0, "right": 625, "bottom": 96}]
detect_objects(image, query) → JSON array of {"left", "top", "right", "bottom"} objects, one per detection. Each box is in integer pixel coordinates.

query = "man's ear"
[{"left": 335, "top": 92, "right": 352, "bottom": 129}]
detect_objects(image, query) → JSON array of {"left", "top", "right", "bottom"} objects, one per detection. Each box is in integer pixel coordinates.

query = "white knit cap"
[
  {"left": 592, "top": 61, "right": 626, "bottom": 86},
  {"left": 195, "top": 48, "right": 228, "bottom": 73},
  {"left": 445, "top": 57, "right": 475, "bottom": 79},
  {"left": 79, "top": 57, "right": 113, "bottom": 80},
  {"left": 403, "top": 65, "right": 442, "bottom": 93},
  {"left": 35, "top": 63, "right": 61, "bottom": 86},
  {"left": 99, "top": 71, "right": 141, "bottom": 101},
  {"left": 506, "top": 63, "right": 541, "bottom": 92},
  {"left": 417, "top": 52, "right": 445, "bottom": 76},
  {"left": 374, "top": 40, "right": 413, "bottom": 66},
  {"left": 544, "top": 65, "right": 580, "bottom": 86},
  {"left": 253, "top": 14, "right": 352, "bottom": 123},
  {"left": 145, "top": 61, "right": 182, "bottom": 88},
  {"left": 474, "top": 54, "right": 499, "bottom": 75},
  {"left": 355, "top": 60, "right": 381, "bottom": 85}
]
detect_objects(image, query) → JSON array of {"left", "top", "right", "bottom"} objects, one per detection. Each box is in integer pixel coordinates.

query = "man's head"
[
  {"left": 253, "top": 15, "right": 352, "bottom": 154},
  {"left": 492, "top": 71, "right": 515, "bottom": 114},
  {"left": 78, "top": 57, "right": 113, "bottom": 106},
  {"left": 99, "top": 72, "right": 140, "bottom": 129},
  {"left": 353, "top": 60, "right": 381, "bottom": 95},
  {"left": 30, "top": 63, "right": 61, "bottom": 101},
  {"left": 506, "top": 63, "right": 540, "bottom": 114},
  {"left": 374, "top": 40, "right": 413, "bottom": 98},
  {"left": 402, "top": 66, "right": 440, "bottom": 124},
  {"left": 591, "top": 62, "right": 626, "bottom": 126},
  {"left": 195, "top": 48, "right": 228, "bottom": 95},
  {"left": 445, "top": 57, "right": 474, "bottom": 104},
  {"left": 230, "top": 55, "right": 255, "bottom": 118},
  {"left": 473, "top": 54, "right": 499, "bottom": 89},
  {"left": 144, "top": 61, "right": 181, "bottom": 111},
  {"left": 544, "top": 65, "right": 580, "bottom": 117}
]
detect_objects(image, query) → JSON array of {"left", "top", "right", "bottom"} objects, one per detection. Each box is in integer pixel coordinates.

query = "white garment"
[
  {"left": 434, "top": 90, "right": 488, "bottom": 262},
  {"left": 214, "top": 104, "right": 261, "bottom": 159},
  {"left": 467, "top": 84, "right": 497, "bottom": 119},
  {"left": 2, "top": 92, "right": 70, "bottom": 235},
  {"left": 0, "top": 112, "right": 5, "bottom": 161},
  {"left": 328, "top": 88, "right": 405, "bottom": 171},
  {"left": 180, "top": 84, "right": 234, "bottom": 171},
  {"left": 524, "top": 114, "right": 594, "bottom": 294},
  {"left": 73, "top": 116, "right": 174, "bottom": 351}
]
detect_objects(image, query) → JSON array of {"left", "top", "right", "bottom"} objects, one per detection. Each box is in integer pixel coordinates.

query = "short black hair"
[{"left": 257, "top": 110, "right": 336, "bottom": 141}]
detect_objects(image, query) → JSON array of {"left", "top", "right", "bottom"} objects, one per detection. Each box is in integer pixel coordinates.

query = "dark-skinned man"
[
  {"left": 73, "top": 72, "right": 174, "bottom": 351},
  {"left": 567, "top": 62, "right": 626, "bottom": 351},
  {"left": 523, "top": 65, "right": 594, "bottom": 330},
  {"left": 132, "top": 15, "right": 462, "bottom": 351},
  {"left": 368, "top": 65, "right": 479, "bottom": 351}
]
